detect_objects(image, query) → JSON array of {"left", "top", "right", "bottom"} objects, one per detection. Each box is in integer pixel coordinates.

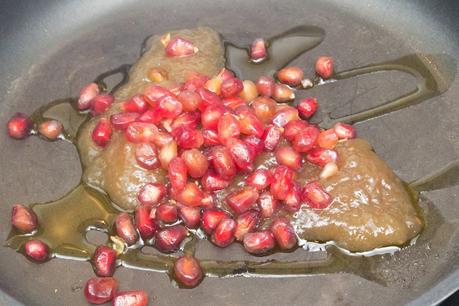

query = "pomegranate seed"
[
  {"left": 178, "top": 90, "right": 202, "bottom": 112},
  {"left": 155, "top": 203, "right": 178, "bottom": 224},
  {"left": 110, "top": 112, "right": 139, "bottom": 130},
  {"left": 315, "top": 56, "right": 334, "bottom": 78},
  {"left": 242, "top": 135, "right": 264, "bottom": 155},
  {"left": 256, "top": 76, "right": 275, "bottom": 97},
  {"left": 250, "top": 38, "right": 267, "bottom": 62},
  {"left": 320, "top": 162, "right": 339, "bottom": 179},
  {"left": 135, "top": 206, "right": 158, "bottom": 239},
  {"left": 174, "top": 256, "right": 203, "bottom": 288},
  {"left": 317, "top": 129, "right": 339, "bottom": 149},
  {"left": 222, "top": 96, "right": 246, "bottom": 110},
  {"left": 159, "top": 140, "right": 178, "bottom": 169},
  {"left": 257, "top": 192, "right": 279, "bottom": 218},
  {"left": 201, "top": 104, "right": 226, "bottom": 129},
  {"left": 181, "top": 149, "right": 209, "bottom": 178},
  {"left": 261, "top": 125, "right": 282, "bottom": 151},
  {"left": 122, "top": 95, "right": 149, "bottom": 113},
  {"left": 217, "top": 114, "right": 240, "bottom": 144},
  {"left": 157, "top": 95, "right": 183, "bottom": 119},
  {"left": 92, "top": 119, "right": 112, "bottom": 147},
  {"left": 302, "top": 181, "right": 332, "bottom": 209},
  {"left": 147, "top": 67, "right": 168, "bottom": 83},
  {"left": 112, "top": 291, "right": 148, "bottom": 306},
  {"left": 175, "top": 182, "right": 205, "bottom": 207},
  {"left": 160, "top": 32, "right": 171, "bottom": 46},
  {"left": 236, "top": 107, "right": 264, "bottom": 138},
  {"left": 225, "top": 137, "right": 256, "bottom": 171},
  {"left": 334, "top": 122, "right": 356, "bottom": 140},
  {"left": 115, "top": 213, "right": 139, "bottom": 245},
  {"left": 251, "top": 96, "right": 277, "bottom": 123},
  {"left": 209, "top": 145, "right": 237, "bottom": 179},
  {"left": 201, "top": 170, "right": 230, "bottom": 191},
  {"left": 201, "top": 192, "right": 215, "bottom": 208},
  {"left": 246, "top": 169, "right": 273, "bottom": 190},
  {"left": 84, "top": 277, "right": 118, "bottom": 305},
  {"left": 197, "top": 88, "right": 222, "bottom": 112},
  {"left": 277, "top": 66, "right": 304, "bottom": 87},
  {"left": 226, "top": 187, "right": 259, "bottom": 215},
  {"left": 179, "top": 206, "right": 201, "bottom": 229},
  {"left": 234, "top": 210, "right": 259, "bottom": 241},
  {"left": 172, "top": 112, "right": 199, "bottom": 132},
  {"left": 211, "top": 218, "right": 236, "bottom": 247},
  {"left": 38, "top": 119, "right": 63, "bottom": 140},
  {"left": 92, "top": 245, "right": 116, "bottom": 277},
  {"left": 306, "top": 148, "right": 338, "bottom": 167},
  {"left": 78, "top": 83, "right": 99, "bottom": 110},
  {"left": 183, "top": 72, "right": 209, "bottom": 91},
  {"left": 272, "top": 106, "right": 299, "bottom": 127},
  {"left": 137, "top": 183, "right": 167, "bottom": 206},
  {"left": 202, "top": 129, "right": 220, "bottom": 146},
  {"left": 270, "top": 218, "right": 297, "bottom": 250},
  {"left": 155, "top": 225, "right": 188, "bottom": 253},
  {"left": 283, "top": 182, "right": 302, "bottom": 212},
  {"left": 270, "top": 166, "right": 294, "bottom": 200},
  {"left": 11, "top": 204, "right": 37, "bottom": 233},
  {"left": 292, "top": 126, "right": 320, "bottom": 153},
  {"left": 204, "top": 76, "right": 223, "bottom": 95},
  {"left": 7, "top": 113, "right": 32, "bottom": 139},
  {"left": 24, "top": 239, "right": 49, "bottom": 262},
  {"left": 221, "top": 77, "right": 244, "bottom": 98},
  {"left": 218, "top": 68, "right": 235, "bottom": 82},
  {"left": 275, "top": 146, "right": 301, "bottom": 170},
  {"left": 283, "top": 120, "right": 309, "bottom": 141},
  {"left": 165, "top": 37, "right": 198, "bottom": 57},
  {"left": 175, "top": 127, "right": 204, "bottom": 149},
  {"left": 134, "top": 143, "right": 159, "bottom": 170},
  {"left": 137, "top": 109, "right": 162, "bottom": 125},
  {"left": 243, "top": 231, "right": 275, "bottom": 254},
  {"left": 90, "top": 94, "right": 114, "bottom": 115},
  {"left": 240, "top": 80, "right": 259, "bottom": 102},
  {"left": 272, "top": 83, "right": 295, "bottom": 102},
  {"left": 201, "top": 209, "right": 228, "bottom": 234},
  {"left": 297, "top": 97, "right": 318, "bottom": 118},
  {"left": 143, "top": 85, "right": 173, "bottom": 105},
  {"left": 125, "top": 122, "right": 158, "bottom": 143},
  {"left": 163, "top": 82, "right": 182, "bottom": 96},
  {"left": 153, "top": 131, "right": 173, "bottom": 147},
  {"left": 168, "top": 157, "right": 188, "bottom": 191}
]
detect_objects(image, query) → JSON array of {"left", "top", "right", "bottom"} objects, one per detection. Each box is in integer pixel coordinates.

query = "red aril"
[
  {"left": 292, "top": 126, "right": 320, "bottom": 153},
  {"left": 261, "top": 125, "right": 282, "bottom": 151},
  {"left": 270, "top": 166, "right": 294, "bottom": 200},
  {"left": 92, "top": 245, "right": 116, "bottom": 277},
  {"left": 306, "top": 148, "right": 338, "bottom": 167},
  {"left": 275, "top": 146, "right": 301, "bottom": 170},
  {"left": 283, "top": 182, "right": 302, "bottom": 212},
  {"left": 317, "top": 129, "right": 338, "bottom": 149},
  {"left": 242, "top": 135, "right": 264, "bottom": 155},
  {"left": 178, "top": 90, "right": 202, "bottom": 112},
  {"left": 159, "top": 140, "right": 178, "bottom": 169},
  {"left": 90, "top": 94, "right": 114, "bottom": 115},
  {"left": 135, "top": 143, "right": 159, "bottom": 170},
  {"left": 246, "top": 169, "right": 273, "bottom": 190},
  {"left": 143, "top": 84, "right": 173, "bottom": 105},
  {"left": 201, "top": 170, "right": 230, "bottom": 191},
  {"left": 179, "top": 206, "right": 201, "bottom": 229},
  {"left": 201, "top": 104, "right": 225, "bottom": 129},
  {"left": 158, "top": 95, "right": 183, "bottom": 119},
  {"left": 84, "top": 277, "right": 118, "bottom": 305},
  {"left": 315, "top": 56, "right": 334, "bottom": 78},
  {"left": 183, "top": 72, "right": 209, "bottom": 91},
  {"left": 225, "top": 137, "right": 256, "bottom": 171},
  {"left": 220, "top": 77, "right": 244, "bottom": 98},
  {"left": 92, "top": 119, "right": 112, "bottom": 147},
  {"left": 174, "top": 256, "right": 203, "bottom": 288},
  {"left": 272, "top": 106, "right": 299, "bottom": 127},
  {"left": 24, "top": 239, "right": 49, "bottom": 262},
  {"left": 122, "top": 95, "right": 149, "bottom": 113},
  {"left": 137, "top": 183, "right": 166, "bottom": 206},
  {"left": 277, "top": 66, "right": 304, "bottom": 87},
  {"left": 202, "top": 129, "right": 220, "bottom": 146},
  {"left": 234, "top": 210, "right": 259, "bottom": 241},
  {"left": 218, "top": 68, "right": 235, "bottom": 82},
  {"left": 270, "top": 218, "right": 297, "bottom": 250},
  {"left": 181, "top": 149, "right": 209, "bottom": 178},
  {"left": 197, "top": 88, "right": 222, "bottom": 112},
  {"left": 110, "top": 112, "right": 139, "bottom": 130},
  {"left": 226, "top": 187, "right": 259, "bottom": 215},
  {"left": 112, "top": 290, "right": 148, "bottom": 306},
  {"left": 153, "top": 131, "right": 173, "bottom": 147},
  {"left": 168, "top": 157, "right": 188, "bottom": 191},
  {"left": 257, "top": 192, "right": 279, "bottom": 218},
  {"left": 78, "top": 83, "right": 99, "bottom": 110},
  {"left": 272, "top": 83, "right": 295, "bottom": 102},
  {"left": 135, "top": 206, "right": 158, "bottom": 240},
  {"left": 175, "top": 182, "right": 204, "bottom": 207},
  {"left": 302, "top": 181, "right": 333, "bottom": 209},
  {"left": 11, "top": 204, "right": 37, "bottom": 233},
  {"left": 236, "top": 107, "right": 264, "bottom": 138},
  {"left": 240, "top": 80, "right": 259, "bottom": 102},
  {"left": 137, "top": 109, "right": 163, "bottom": 124},
  {"left": 283, "top": 120, "right": 309, "bottom": 141},
  {"left": 155, "top": 225, "right": 188, "bottom": 253},
  {"left": 222, "top": 96, "right": 246, "bottom": 110},
  {"left": 333, "top": 122, "right": 356, "bottom": 140},
  {"left": 201, "top": 208, "right": 228, "bottom": 234},
  {"left": 251, "top": 96, "right": 277, "bottom": 123},
  {"left": 208, "top": 145, "right": 237, "bottom": 179},
  {"left": 250, "top": 38, "right": 267, "bottom": 62},
  {"left": 115, "top": 213, "right": 139, "bottom": 245},
  {"left": 243, "top": 231, "right": 275, "bottom": 254},
  {"left": 165, "top": 37, "right": 198, "bottom": 57},
  {"left": 297, "top": 97, "right": 318, "bottom": 118},
  {"left": 211, "top": 218, "right": 236, "bottom": 247},
  {"left": 256, "top": 76, "right": 275, "bottom": 97},
  {"left": 175, "top": 127, "right": 204, "bottom": 149},
  {"left": 38, "top": 119, "right": 63, "bottom": 140},
  {"left": 7, "top": 113, "right": 32, "bottom": 139},
  {"left": 171, "top": 112, "right": 200, "bottom": 134},
  {"left": 201, "top": 191, "right": 215, "bottom": 208},
  {"left": 155, "top": 203, "right": 178, "bottom": 223},
  {"left": 125, "top": 122, "right": 158, "bottom": 143},
  {"left": 217, "top": 114, "right": 240, "bottom": 144}
]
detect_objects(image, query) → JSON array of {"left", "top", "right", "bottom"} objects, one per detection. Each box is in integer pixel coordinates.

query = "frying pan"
[{"left": 1, "top": 0, "right": 458, "bottom": 305}]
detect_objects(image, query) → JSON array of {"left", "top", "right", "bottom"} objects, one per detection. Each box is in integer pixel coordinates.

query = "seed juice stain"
[{"left": 5, "top": 26, "right": 455, "bottom": 286}]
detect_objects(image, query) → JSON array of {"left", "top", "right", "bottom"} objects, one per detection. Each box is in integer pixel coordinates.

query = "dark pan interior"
[{"left": 1, "top": 0, "right": 459, "bottom": 305}]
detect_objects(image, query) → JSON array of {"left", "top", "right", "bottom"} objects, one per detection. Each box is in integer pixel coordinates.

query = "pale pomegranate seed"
[
  {"left": 292, "top": 126, "right": 320, "bottom": 153},
  {"left": 159, "top": 140, "right": 178, "bottom": 169},
  {"left": 202, "top": 129, "right": 220, "bottom": 146},
  {"left": 240, "top": 80, "right": 259, "bottom": 102},
  {"left": 125, "top": 122, "right": 158, "bottom": 143},
  {"left": 201, "top": 170, "right": 230, "bottom": 191},
  {"left": 242, "top": 135, "right": 264, "bottom": 155},
  {"left": 256, "top": 76, "right": 275, "bottom": 97},
  {"left": 174, "top": 256, "right": 203, "bottom": 288},
  {"left": 24, "top": 239, "right": 49, "bottom": 262},
  {"left": 112, "top": 290, "right": 148, "bottom": 306},
  {"left": 181, "top": 149, "right": 209, "bottom": 178},
  {"left": 275, "top": 146, "right": 302, "bottom": 170},
  {"left": 243, "top": 231, "right": 275, "bottom": 254},
  {"left": 236, "top": 107, "right": 264, "bottom": 138},
  {"left": 333, "top": 122, "right": 356, "bottom": 140},
  {"left": 217, "top": 114, "right": 240, "bottom": 144},
  {"left": 251, "top": 96, "right": 277, "bottom": 123},
  {"left": 168, "top": 157, "right": 188, "bottom": 191},
  {"left": 92, "top": 119, "right": 112, "bottom": 147},
  {"left": 197, "top": 88, "right": 222, "bottom": 112},
  {"left": 204, "top": 75, "right": 223, "bottom": 95},
  {"left": 147, "top": 67, "right": 168, "bottom": 83},
  {"left": 115, "top": 212, "right": 139, "bottom": 245},
  {"left": 211, "top": 218, "right": 236, "bottom": 247},
  {"left": 226, "top": 187, "right": 259, "bottom": 215},
  {"left": 165, "top": 37, "right": 198, "bottom": 57},
  {"left": 201, "top": 191, "right": 215, "bottom": 208},
  {"left": 110, "top": 112, "right": 139, "bottom": 130},
  {"left": 78, "top": 83, "right": 99, "bottom": 110},
  {"left": 90, "top": 94, "right": 114, "bottom": 115},
  {"left": 179, "top": 206, "right": 201, "bottom": 229},
  {"left": 317, "top": 129, "right": 339, "bottom": 149},
  {"left": 38, "top": 119, "right": 63, "bottom": 140},
  {"left": 201, "top": 208, "right": 228, "bottom": 234},
  {"left": 160, "top": 32, "right": 171, "bottom": 46},
  {"left": 272, "top": 106, "right": 299, "bottom": 127},
  {"left": 283, "top": 182, "right": 302, "bottom": 212},
  {"left": 135, "top": 206, "right": 158, "bottom": 240},
  {"left": 134, "top": 143, "right": 159, "bottom": 170},
  {"left": 283, "top": 120, "right": 309, "bottom": 142},
  {"left": 277, "top": 66, "right": 304, "bottom": 87},
  {"left": 155, "top": 225, "right": 188, "bottom": 253},
  {"left": 250, "top": 38, "right": 267, "bottom": 62},
  {"left": 11, "top": 204, "right": 38, "bottom": 233},
  {"left": 315, "top": 56, "right": 334, "bottom": 78},
  {"left": 158, "top": 95, "right": 183, "bottom": 119},
  {"left": 175, "top": 182, "right": 204, "bottom": 207},
  {"left": 306, "top": 148, "right": 338, "bottom": 167},
  {"left": 183, "top": 72, "right": 209, "bottom": 91},
  {"left": 201, "top": 104, "right": 226, "bottom": 130},
  {"left": 272, "top": 83, "right": 295, "bottom": 102},
  {"left": 122, "top": 95, "right": 149, "bottom": 113},
  {"left": 153, "top": 131, "right": 174, "bottom": 147},
  {"left": 261, "top": 125, "right": 282, "bottom": 151},
  {"left": 84, "top": 277, "right": 118, "bottom": 305},
  {"left": 297, "top": 97, "right": 318, "bottom": 118},
  {"left": 270, "top": 218, "right": 297, "bottom": 250},
  {"left": 246, "top": 169, "right": 273, "bottom": 190},
  {"left": 257, "top": 191, "right": 279, "bottom": 218},
  {"left": 137, "top": 183, "right": 167, "bottom": 206},
  {"left": 178, "top": 90, "right": 201, "bottom": 112},
  {"left": 155, "top": 203, "right": 178, "bottom": 224},
  {"left": 92, "top": 245, "right": 116, "bottom": 277},
  {"left": 270, "top": 166, "right": 294, "bottom": 200},
  {"left": 175, "top": 127, "right": 204, "bottom": 149},
  {"left": 320, "top": 162, "right": 339, "bottom": 179},
  {"left": 222, "top": 96, "right": 246, "bottom": 110},
  {"left": 302, "top": 181, "right": 332, "bottom": 209},
  {"left": 221, "top": 77, "right": 244, "bottom": 98},
  {"left": 225, "top": 137, "right": 256, "bottom": 171},
  {"left": 7, "top": 113, "right": 32, "bottom": 139},
  {"left": 143, "top": 85, "right": 173, "bottom": 105},
  {"left": 234, "top": 210, "right": 259, "bottom": 241}
]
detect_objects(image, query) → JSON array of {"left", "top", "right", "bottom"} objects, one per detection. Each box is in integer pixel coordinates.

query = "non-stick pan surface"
[{"left": 1, "top": 0, "right": 458, "bottom": 305}]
